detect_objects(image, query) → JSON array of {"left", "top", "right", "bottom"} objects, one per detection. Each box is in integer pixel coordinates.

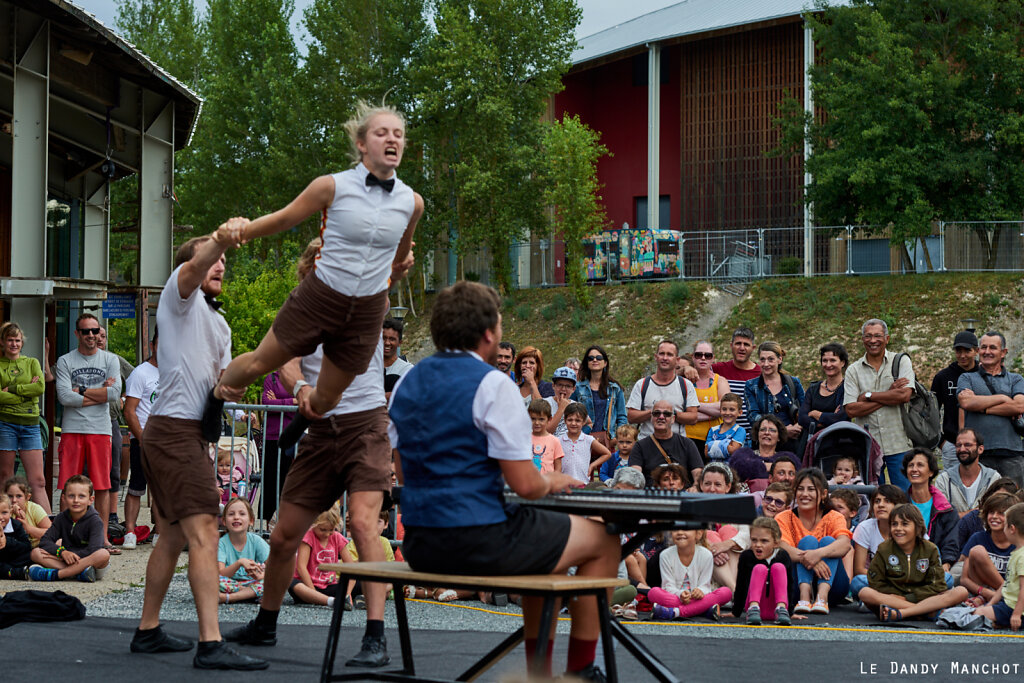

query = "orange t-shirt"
[{"left": 775, "top": 509, "right": 852, "bottom": 547}]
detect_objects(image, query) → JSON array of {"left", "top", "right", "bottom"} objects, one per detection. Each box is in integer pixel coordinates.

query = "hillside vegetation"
[{"left": 398, "top": 273, "right": 1024, "bottom": 387}]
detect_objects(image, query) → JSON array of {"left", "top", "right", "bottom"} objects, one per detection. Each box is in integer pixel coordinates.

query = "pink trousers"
[
  {"left": 745, "top": 562, "right": 788, "bottom": 610},
  {"left": 648, "top": 586, "right": 733, "bottom": 618}
]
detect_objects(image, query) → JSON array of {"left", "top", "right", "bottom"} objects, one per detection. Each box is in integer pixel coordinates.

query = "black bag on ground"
[{"left": 0, "top": 590, "right": 86, "bottom": 629}]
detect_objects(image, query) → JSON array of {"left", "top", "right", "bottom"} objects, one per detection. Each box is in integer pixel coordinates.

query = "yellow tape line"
[{"left": 404, "top": 599, "right": 1024, "bottom": 638}]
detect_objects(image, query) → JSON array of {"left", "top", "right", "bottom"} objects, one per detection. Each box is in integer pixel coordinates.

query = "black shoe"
[
  {"left": 223, "top": 619, "right": 277, "bottom": 646},
  {"left": 194, "top": 641, "right": 269, "bottom": 670},
  {"left": 6, "top": 566, "right": 28, "bottom": 581},
  {"left": 201, "top": 387, "right": 225, "bottom": 443},
  {"left": 492, "top": 592, "right": 509, "bottom": 607},
  {"left": 345, "top": 634, "right": 390, "bottom": 668},
  {"left": 131, "top": 626, "right": 195, "bottom": 654},
  {"left": 277, "top": 413, "right": 309, "bottom": 451},
  {"left": 569, "top": 663, "right": 607, "bottom": 682}
]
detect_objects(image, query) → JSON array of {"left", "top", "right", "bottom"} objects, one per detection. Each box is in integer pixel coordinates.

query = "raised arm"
[{"left": 178, "top": 218, "right": 247, "bottom": 299}]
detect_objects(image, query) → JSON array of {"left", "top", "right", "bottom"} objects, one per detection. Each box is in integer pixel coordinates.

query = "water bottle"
[{"left": 237, "top": 480, "right": 247, "bottom": 500}]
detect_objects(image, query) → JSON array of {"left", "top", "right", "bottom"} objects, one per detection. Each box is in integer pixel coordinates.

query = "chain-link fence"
[{"left": 431, "top": 221, "right": 1024, "bottom": 291}]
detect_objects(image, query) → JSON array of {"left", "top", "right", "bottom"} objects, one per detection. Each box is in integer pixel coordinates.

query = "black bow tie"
[
  {"left": 365, "top": 172, "right": 395, "bottom": 193},
  {"left": 205, "top": 293, "right": 223, "bottom": 311}
]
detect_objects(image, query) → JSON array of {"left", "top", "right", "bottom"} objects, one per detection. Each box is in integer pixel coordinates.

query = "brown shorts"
[
  {"left": 280, "top": 406, "right": 391, "bottom": 513},
  {"left": 140, "top": 415, "right": 220, "bottom": 524},
  {"left": 272, "top": 274, "right": 389, "bottom": 376}
]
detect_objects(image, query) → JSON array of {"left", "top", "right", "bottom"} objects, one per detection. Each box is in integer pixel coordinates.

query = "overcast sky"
[{"left": 72, "top": 0, "right": 682, "bottom": 40}]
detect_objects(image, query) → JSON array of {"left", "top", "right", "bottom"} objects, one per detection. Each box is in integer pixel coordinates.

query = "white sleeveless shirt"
[{"left": 314, "top": 163, "right": 415, "bottom": 297}]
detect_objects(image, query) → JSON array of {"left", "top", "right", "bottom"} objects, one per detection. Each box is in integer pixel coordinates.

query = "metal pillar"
[
  {"left": 10, "top": 18, "right": 49, "bottom": 363},
  {"left": 138, "top": 97, "right": 175, "bottom": 288},
  {"left": 802, "top": 19, "right": 815, "bottom": 277},
  {"left": 647, "top": 42, "right": 661, "bottom": 233},
  {"left": 83, "top": 178, "right": 109, "bottom": 281}
]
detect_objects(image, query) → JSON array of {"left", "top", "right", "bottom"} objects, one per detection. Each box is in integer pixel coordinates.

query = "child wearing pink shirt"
[
  {"left": 529, "top": 399, "right": 564, "bottom": 474},
  {"left": 288, "top": 505, "right": 353, "bottom": 609}
]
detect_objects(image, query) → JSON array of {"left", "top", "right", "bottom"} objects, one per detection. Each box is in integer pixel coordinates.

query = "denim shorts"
[{"left": 0, "top": 419, "right": 43, "bottom": 451}]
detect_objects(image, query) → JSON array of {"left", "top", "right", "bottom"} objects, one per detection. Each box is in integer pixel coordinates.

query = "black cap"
[{"left": 953, "top": 331, "right": 979, "bottom": 349}]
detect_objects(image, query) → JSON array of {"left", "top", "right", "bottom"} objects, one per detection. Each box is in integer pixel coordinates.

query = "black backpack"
[
  {"left": 0, "top": 590, "right": 86, "bottom": 629},
  {"left": 891, "top": 353, "right": 942, "bottom": 449}
]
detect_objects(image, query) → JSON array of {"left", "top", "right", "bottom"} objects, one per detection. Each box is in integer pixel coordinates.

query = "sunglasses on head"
[
  {"left": 586, "top": 355, "right": 605, "bottom": 362},
  {"left": 651, "top": 410, "right": 673, "bottom": 418},
  {"left": 77, "top": 328, "right": 101, "bottom": 335},
  {"left": 692, "top": 352, "right": 713, "bottom": 359}
]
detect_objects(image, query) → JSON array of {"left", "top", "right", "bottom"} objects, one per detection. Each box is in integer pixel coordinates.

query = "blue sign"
[{"left": 103, "top": 293, "right": 136, "bottom": 319}]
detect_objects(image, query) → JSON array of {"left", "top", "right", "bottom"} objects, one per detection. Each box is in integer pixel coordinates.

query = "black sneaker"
[
  {"left": 201, "top": 388, "right": 225, "bottom": 443},
  {"left": 7, "top": 566, "right": 29, "bottom": 581},
  {"left": 194, "top": 641, "right": 269, "bottom": 670},
  {"left": 130, "top": 626, "right": 195, "bottom": 654},
  {"left": 277, "top": 413, "right": 309, "bottom": 451},
  {"left": 569, "top": 663, "right": 607, "bottom": 682},
  {"left": 344, "top": 634, "right": 390, "bottom": 668},
  {"left": 223, "top": 619, "right": 278, "bottom": 646}
]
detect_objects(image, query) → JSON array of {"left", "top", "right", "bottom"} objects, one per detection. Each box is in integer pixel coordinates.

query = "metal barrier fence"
[
  {"left": 223, "top": 402, "right": 298, "bottom": 534},
  {"left": 439, "top": 221, "right": 1024, "bottom": 290}
]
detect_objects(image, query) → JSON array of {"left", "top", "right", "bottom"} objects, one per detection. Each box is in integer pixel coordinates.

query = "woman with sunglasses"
[
  {"left": 570, "top": 345, "right": 627, "bottom": 451},
  {"left": 684, "top": 341, "right": 728, "bottom": 459},
  {"left": 0, "top": 322, "right": 49, "bottom": 514}
]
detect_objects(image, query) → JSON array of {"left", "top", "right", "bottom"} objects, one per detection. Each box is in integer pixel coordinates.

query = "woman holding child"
[
  {"left": 571, "top": 344, "right": 627, "bottom": 450},
  {"left": 684, "top": 341, "right": 727, "bottom": 457}
]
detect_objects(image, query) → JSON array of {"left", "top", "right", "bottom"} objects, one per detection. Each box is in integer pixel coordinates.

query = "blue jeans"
[
  {"left": 794, "top": 535, "right": 851, "bottom": 605},
  {"left": 884, "top": 451, "right": 911, "bottom": 490},
  {"left": 850, "top": 574, "right": 868, "bottom": 599}
]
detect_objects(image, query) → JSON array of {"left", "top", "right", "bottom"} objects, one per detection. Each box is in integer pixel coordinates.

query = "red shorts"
[{"left": 58, "top": 433, "right": 112, "bottom": 490}]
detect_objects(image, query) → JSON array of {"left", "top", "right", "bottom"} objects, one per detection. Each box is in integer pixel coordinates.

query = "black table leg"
[
  {"left": 393, "top": 582, "right": 416, "bottom": 676},
  {"left": 596, "top": 590, "right": 617, "bottom": 683},
  {"left": 320, "top": 580, "right": 348, "bottom": 683}
]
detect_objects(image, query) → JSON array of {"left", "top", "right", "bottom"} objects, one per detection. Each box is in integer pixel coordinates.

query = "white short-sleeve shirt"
[{"left": 124, "top": 360, "right": 160, "bottom": 431}]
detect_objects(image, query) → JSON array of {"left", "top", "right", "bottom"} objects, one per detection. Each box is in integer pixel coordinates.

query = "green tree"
[
  {"left": 541, "top": 115, "right": 610, "bottom": 307},
  {"left": 775, "top": 0, "right": 1024, "bottom": 269},
  {"left": 414, "top": 0, "right": 580, "bottom": 292}
]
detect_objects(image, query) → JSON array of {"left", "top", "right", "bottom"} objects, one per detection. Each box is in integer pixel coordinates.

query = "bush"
[
  {"left": 540, "top": 305, "right": 557, "bottom": 321},
  {"left": 662, "top": 281, "right": 690, "bottom": 308},
  {"left": 514, "top": 303, "right": 532, "bottom": 320},
  {"left": 551, "top": 293, "right": 568, "bottom": 312},
  {"left": 464, "top": 271, "right": 480, "bottom": 282},
  {"left": 778, "top": 257, "right": 803, "bottom": 275},
  {"left": 571, "top": 309, "right": 586, "bottom": 329},
  {"left": 757, "top": 301, "right": 772, "bottom": 320}
]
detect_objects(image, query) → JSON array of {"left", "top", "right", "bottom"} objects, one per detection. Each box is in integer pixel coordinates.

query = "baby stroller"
[
  {"left": 211, "top": 435, "right": 262, "bottom": 515},
  {"left": 802, "top": 421, "right": 881, "bottom": 484}
]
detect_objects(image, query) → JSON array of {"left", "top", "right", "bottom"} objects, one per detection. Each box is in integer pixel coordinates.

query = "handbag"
[{"left": 979, "top": 372, "right": 1024, "bottom": 437}]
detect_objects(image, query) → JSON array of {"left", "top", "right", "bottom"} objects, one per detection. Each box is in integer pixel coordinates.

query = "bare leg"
[
  {"left": 221, "top": 586, "right": 258, "bottom": 603},
  {"left": 552, "top": 515, "right": 620, "bottom": 642},
  {"left": 125, "top": 494, "right": 141, "bottom": 533},
  {"left": 138, "top": 508, "right": 187, "bottom": 630},
  {"left": 19, "top": 450, "right": 50, "bottom": 515},
  {"left": 260, "top": 500, "right": 319, "bottom": 611},
  {"left": 347, "top": 491, "right": 386, "bottom": 620},
  {"left": 94, "top": 490, "right": 111, "bottom": 545},
  {"left": 217, "top": 328, "right": 294, "bottom": 400},
  {"left": 292, "top": 582, "right": 331, "bottom": 605},
  {"left": 712, "top": 552, "right": 739, "bottom": 592},
  {"left": 178, "top": 513, "right": 226, "bottom": 642},
  {"left": 0, "top": 451, "right": 13, "bottom": 483},
  {"left": 966, "top": 544, "right": 1005, "bottom": 598}
]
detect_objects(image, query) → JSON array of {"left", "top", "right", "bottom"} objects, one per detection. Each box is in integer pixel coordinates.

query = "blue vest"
[{"left": 390, "top": 352, "right": 508, "bottom": 527}]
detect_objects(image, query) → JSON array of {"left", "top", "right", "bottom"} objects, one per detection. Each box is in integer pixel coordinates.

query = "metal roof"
[{"left": 573, "top": 0, "right": 839, "bottom": 66}]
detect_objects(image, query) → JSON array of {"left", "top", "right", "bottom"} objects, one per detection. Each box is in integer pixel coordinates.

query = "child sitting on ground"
[
  {"left": 828, "top": 456, "right": 863, "bottom": 486},
  {"left": 559, "top": 403, "right": 610, "bottom": 482},
  {"left": 759, "top": 482, "right": 793, "bottom": 518},
  {"left": 4, "top": 476, "right": 51, "bottom": 548},
  {"left": 850, "top": 484, "right": 908, "bottom": 601},
  {"left": 974, "top": 502, "right": 1024, "bottom": 630},
  {"left": 0, "top": 492, "right": 33, "bottom": 580},
  {"left": 648, "top": 528, "right": 733, "bottom": 621},
  {"left": 859, "top": 504, "right": 969, "bottom": 621},
  {"left": 30, "top": 475, "right": 110, "bottom": 582},
  {"left": 289, "top": 504, "right": 353, "bottom": 609},
  {"left": 959, "top": 491, "right": 1018, "bottom": 606},
  {"left": 528, "top": 399, "right": 564, "bottom": 475},
  {"left": 705, "top": 393, "right": 746, "bottom": 462},
  {"left": 733, "top": 516, "right": 795, "bottom": 625},
  {"left": 217, "top": 497, "right": 270, "bottom": 604},
  {"left": 600, "top": 424, "right": 637, "bottom": 484}
]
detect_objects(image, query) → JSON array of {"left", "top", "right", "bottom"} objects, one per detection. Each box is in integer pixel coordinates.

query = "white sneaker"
[
  {"left": 150, "top": 533, "right": 158, "bottom": 547},
  {"left": 95, "top": 566, "right": 107, "bottom": 581},
  {"left": 123, "top": 532, "right": 137, "bottom": 549}
]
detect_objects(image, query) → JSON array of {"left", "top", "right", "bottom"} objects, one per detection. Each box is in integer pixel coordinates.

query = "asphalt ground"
[{"left": 6, "top": 574, "right": 1023, "bottom": 682}]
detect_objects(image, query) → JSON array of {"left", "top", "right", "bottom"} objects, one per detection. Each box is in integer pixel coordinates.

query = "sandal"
[
  {"left": 620, "top": 603, "right": 639, "bottom": 621},
  {"left": 105, "top": 544, "right": 122, "bottom": 556},
  {"left": 404, "top": 585, "right": 418, "bottom": 599},
  {"left": 880, "top": 605, "right": 903, "bottom": 622},
  {"left": 434, "top": 588, "right": 458, "bottom": 603}
]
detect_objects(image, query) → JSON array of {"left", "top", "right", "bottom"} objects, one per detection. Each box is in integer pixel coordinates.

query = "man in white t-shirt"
[
  {"left": 122, "top": 327, "right": 159, "bottom": 549},
  {"left": 130, "top": 221, "right": 267, "bottom": 671},
  {"left": 382, "top": 317, "right": 413, "bottom": 399},
  {"left": 627, "top": 340, "right": 699, "bottom": 440}
]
